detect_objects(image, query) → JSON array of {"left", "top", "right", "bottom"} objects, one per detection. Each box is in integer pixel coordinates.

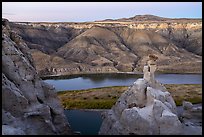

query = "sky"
[{"left": 2, "top": 2, "right": 202, "bottom": 22}]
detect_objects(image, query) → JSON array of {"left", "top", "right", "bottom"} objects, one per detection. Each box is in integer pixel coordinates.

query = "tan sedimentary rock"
[{"left": 9, "top": 17, "right": 202, "bottom": 76}]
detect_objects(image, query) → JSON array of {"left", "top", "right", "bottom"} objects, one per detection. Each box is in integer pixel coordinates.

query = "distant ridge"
[
  {"left": 95, "top": 14, "right": 201, "bottom": 22},
  {"left": 117, "top": 14, "right": 168, "bottom": 22}
]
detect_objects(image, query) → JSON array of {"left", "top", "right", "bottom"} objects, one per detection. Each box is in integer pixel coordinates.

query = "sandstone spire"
[{"left": 143, "top": 54, "right": 158, "bottom": 83}]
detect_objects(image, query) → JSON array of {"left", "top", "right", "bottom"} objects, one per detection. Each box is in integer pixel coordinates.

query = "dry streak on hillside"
[{"left": 8, "top": 15, "right": 202, "bottom": 76}]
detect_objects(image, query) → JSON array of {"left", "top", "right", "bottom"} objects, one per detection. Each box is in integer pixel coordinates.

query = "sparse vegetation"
[
  {"left": 57, "top": 86, "right": 127, "bottom": 109},
  {"left": 57, "top": 84, "right": 202, "bottom": 109},
  {"left": 165, "top": 84, "right": 202, "bottom": 106}
]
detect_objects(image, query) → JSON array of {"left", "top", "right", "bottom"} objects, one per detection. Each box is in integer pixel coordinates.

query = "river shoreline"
[
  {"left": 40, "top": 71, "right": 202, "bottom": 80},
  {"left": 65, "top": 108, "right": 110, "bottom": 112},
  {"left": 40, "top": 72, "right": 143, "bottom": 80},
  {"left": 65, "top": 103, "right": 202, "bottom": 112}
]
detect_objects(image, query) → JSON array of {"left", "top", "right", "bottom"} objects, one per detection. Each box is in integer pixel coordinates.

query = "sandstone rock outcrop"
[
  {"left": 2, "top": 18, "right": 72, "bottom": 135},
  {"left": 99, "top": 56, "right": 183, "bottom": 135}
]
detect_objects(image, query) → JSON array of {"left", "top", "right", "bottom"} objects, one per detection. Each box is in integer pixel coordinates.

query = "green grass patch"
[
  {"left": 165, "top": 84, "right": 202, "bottom": 106},
  {"left": 62, "top": 99, "right": 116, "bottom": 109},
  {"left": 57, "top": 86, "right": 128, "bottom": 95},
  {"left": 57, "top": 84, "right": 202, "bottom": 109},
  {"left": 174, "top": 96, "right": 202, "bottom": 106}
]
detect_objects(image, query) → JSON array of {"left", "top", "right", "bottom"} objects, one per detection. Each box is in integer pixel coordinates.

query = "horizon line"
[{"left": 3, "top": 14, "right": 202, "bottom": 23}]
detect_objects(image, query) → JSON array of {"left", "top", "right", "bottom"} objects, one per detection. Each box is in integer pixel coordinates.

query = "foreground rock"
[
  {"left": 178, "top": 102, "right": 202, "bottom": 135},
  {"left": 2, "top": 19, "right": 72, "bottom": 135},
  {"left": 99, "top": 55, "right": 201, "bottom": 135}
]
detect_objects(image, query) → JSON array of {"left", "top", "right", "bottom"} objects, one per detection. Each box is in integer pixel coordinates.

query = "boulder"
[{"left": 183, "top": 101, "right": 193, "bottom": 110}]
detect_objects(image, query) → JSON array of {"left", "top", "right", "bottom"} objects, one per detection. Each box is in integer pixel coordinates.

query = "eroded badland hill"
[{"left": 8, "top": 15, "right": 202, "bottom": 76}]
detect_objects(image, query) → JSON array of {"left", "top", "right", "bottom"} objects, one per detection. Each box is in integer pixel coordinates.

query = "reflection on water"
[
  {"left": 43, "top": 73, "right": 202, "bottom": 91},
  {"left": 41, "top": 73, "right": 142, "bottom": 80},
  {"left": 64, "top": 109, "right": 103, "bottom": 135},
  {"left": 82, "top": 73, "right": 142, "bottom": 83}
]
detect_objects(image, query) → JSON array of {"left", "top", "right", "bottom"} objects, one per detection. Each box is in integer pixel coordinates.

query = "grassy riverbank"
[
  {"left": 165, "top": 84, "right": 202, "bottom": 106},
  {"left": 57, "top": 84, "right": 202, "bottom": 109}
]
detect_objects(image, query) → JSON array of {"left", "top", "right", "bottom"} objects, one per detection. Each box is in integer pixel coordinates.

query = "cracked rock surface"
[
  {"left": 99, "top": 64, "right": 202, "bottom": 135},
  {"left": 2, "top": 18, "right": 72, "bottom": 135}
]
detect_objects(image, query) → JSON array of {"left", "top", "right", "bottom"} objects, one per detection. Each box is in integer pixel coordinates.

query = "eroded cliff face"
[
  {"left": 11, "top": 19, "right": 202, "bottom": 56},
  {"left": 2, "top": 19, "right": 72, "bottom": 135},
  {"left": 9, "top": 16, "right": 202, "bottom": 76}
]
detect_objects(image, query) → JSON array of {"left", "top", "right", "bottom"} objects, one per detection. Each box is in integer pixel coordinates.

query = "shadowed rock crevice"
[
  {"left": 36, "top": 96, "right": 44, "bottom": 104},
  {"left": 49, "top": 107, "right": 57, "bottom": 123}
]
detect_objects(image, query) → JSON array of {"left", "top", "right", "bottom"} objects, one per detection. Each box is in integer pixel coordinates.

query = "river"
[{"left": 43, "top": 73, "right": 202, "bottom": 91}]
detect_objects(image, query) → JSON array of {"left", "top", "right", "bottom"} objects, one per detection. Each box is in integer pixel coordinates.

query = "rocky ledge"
[
  {"left": 99, "top": 55, "right": 202, "bottom": 135},
  {"left": 2, "top": 19, "right": 72, "bottom": 135}
]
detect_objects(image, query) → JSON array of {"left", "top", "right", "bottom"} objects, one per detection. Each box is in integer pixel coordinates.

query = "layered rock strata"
[{"left": 8, "top": 15, "right": 202, "bottom": 76}]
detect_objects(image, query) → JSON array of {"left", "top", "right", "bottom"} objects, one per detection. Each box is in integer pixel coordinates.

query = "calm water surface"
[
  {"left": 64, "top": 109, "right": 103, "bottom": 135},
  {"left": 44, "top": 73, "right": 202, "bottom": 91}
]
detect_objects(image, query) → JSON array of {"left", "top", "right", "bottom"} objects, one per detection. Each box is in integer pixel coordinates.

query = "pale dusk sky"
[{"left": 2, "top": 2, "right": 202, "bottom": 22}]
